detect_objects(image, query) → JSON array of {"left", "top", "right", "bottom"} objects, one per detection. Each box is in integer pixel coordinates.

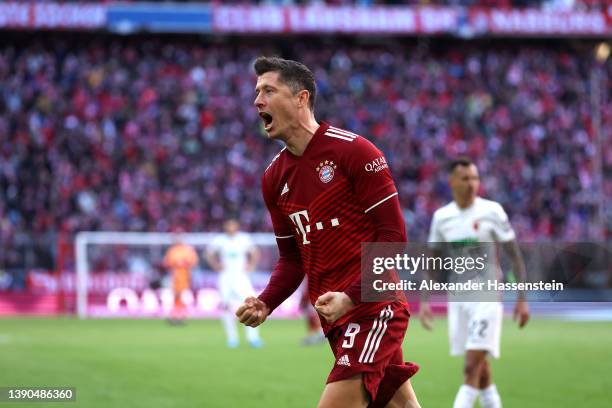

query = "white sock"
[
  {"left": 480, "top": 384, "right": 502, "bottom": 408},
  {"left": 246, "top": 326, "right": 260, "bottom": 343},
  {"left": 453, "top": 384, "right": 479, "bottom": 408},
  {"left": 222, "top": 310, "right": 238, "bottom": 343}
]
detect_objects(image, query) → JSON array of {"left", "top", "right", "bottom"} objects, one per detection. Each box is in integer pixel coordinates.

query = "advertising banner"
[{"left": 0, "top": 3, "right": 105, "bottom": 29}]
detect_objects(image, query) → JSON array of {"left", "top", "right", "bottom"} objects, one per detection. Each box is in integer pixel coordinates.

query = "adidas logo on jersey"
[
  {"left": 280, "top": 183, "right": 289, "bottom": 196},
  {"left": 337, "top": 355, "right": 351, "bottom": 367}
]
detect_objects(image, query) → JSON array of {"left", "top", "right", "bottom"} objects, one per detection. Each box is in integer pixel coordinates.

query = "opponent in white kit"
[
  {"left": 206, "top": 218, "right": 263, "bottom": 348},
  {"left": 420, "top": 158, "right": 530, "bottom": 408}
]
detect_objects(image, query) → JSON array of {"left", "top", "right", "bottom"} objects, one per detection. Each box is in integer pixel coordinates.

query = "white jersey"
[
  {"left": 209, "top": 232, "right": 255, "bottom": 276},
  {"left": 428, "top": 197, "right": 516, "bottom": 296},
  {"left": 428, "top": 197, "right": 515, "bottom": 245}
]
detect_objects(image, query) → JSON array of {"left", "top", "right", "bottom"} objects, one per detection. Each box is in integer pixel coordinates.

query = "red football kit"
[{"left": 258, "top": 122, "right": 418, "bottom": 406}]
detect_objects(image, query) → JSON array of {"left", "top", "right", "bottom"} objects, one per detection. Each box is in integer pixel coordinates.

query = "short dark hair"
[
  {"left": 448, "top": 157, "right": 475, "bottom": 173},
  {"left": 254, "top": 56, "right": 316, "bottom": 110}
]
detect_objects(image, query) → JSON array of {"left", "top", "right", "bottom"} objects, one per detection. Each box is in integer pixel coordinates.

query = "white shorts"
[
  {"left": 448, "top": 302, "right": 503, "bottom": 359},
  {"left": 218, "top": 272, "right": 255, "bottom": 308}
]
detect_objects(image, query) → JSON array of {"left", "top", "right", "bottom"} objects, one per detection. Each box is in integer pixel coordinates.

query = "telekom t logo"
[
  {"left": 289, "top": 210, "right": 340, "bottom": 245},
  {"left": 289, "top": 210, "right": 310, "bottom": 244}
]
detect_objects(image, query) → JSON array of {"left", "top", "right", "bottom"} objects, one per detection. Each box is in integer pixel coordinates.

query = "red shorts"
[{"left": 326, "top": 302, "right": 419, "bottom": 408}]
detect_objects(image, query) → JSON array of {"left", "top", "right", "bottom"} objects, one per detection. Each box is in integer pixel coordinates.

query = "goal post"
[{"left": 74, "top": 231, "right": 284, "bottom": 319}]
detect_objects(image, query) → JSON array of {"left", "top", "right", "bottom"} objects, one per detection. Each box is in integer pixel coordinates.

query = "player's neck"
[
  {"left": 454, "top": 195, "right": 477, "bottom": 209},
  {"left": 284, "top": 116, "right": 319, "bottom": 157}
]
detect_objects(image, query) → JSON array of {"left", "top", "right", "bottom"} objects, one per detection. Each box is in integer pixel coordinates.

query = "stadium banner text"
[
  {"left": 0, "top": 3, "right": 610, "bottom": 37},
  {"left": 213, "top": 6, "right": 610, "bottom": 36},
  {"left": 360, "top": 242, "right": 611, "bottom": 303},
  {"left": 0, "top": 3, "right": 105, "bottom": 29}
]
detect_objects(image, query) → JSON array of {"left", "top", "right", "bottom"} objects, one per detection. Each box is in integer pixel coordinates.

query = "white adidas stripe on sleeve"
[
  {"left": 325, "top": 132, "right": 354, "bottom": 142},
  {"left": 324, "top": 127, "right": 358, "bottom": 142},
  {"left": 364, "top": 192, "right": 399, "bottom": 213},
  {"left": 328, "top": 126, "right": 358, "bottom": 138}
]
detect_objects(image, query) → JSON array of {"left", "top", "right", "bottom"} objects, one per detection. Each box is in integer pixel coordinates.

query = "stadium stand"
[{"left": 1, "top": 34, "right": 609, "bottom": 282}]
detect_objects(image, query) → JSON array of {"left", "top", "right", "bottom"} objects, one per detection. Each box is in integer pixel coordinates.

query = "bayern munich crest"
[{"left": 316, "top": 160, "right": 337, "bottom": 183}]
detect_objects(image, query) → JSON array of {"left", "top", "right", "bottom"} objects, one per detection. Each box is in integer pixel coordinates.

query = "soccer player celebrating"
[
  {"left": 236, "top": 57, "right": 420, "bottom": 408},
  {"left": 420, "top": 158, "right": 530, "bottom": 408},
  {"left": 206, "top": 218, "right": 262, "bottom": 348}
]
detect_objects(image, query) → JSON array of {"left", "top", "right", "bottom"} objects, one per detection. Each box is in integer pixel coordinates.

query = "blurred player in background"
[
  {"left": 236, "top": 57, "right": 420, "bottom": 408},
  {"left": 163, "top": 237, "right": 198, "bottom": 325},
  {"left": 420, "top": 158, "right": 530, "bottom": 408},
  {"left": 206, "top": 218, "right": 262, "bottom": 348},
  {"left": 300, "top": 278, "right": 325, "bottom": 346}
]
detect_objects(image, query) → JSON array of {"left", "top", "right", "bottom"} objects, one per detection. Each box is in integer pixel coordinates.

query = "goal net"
[{"left": 74, "top": 231, "right": 302, "bottom": 319}]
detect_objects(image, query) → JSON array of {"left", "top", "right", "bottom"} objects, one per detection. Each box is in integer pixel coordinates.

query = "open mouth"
[{"left": 259, "top": 112, "right": 273, "bottom": 131}]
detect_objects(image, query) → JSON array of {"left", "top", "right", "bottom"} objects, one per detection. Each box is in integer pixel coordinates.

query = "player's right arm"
[
  {"left": 236, "top": 172, "right": 305, "bottom": 327},
  {"left": 204, "top": 237, "right": 223, "bottom": 272},
  {"left": 185, "top": 245, "right": 199, "bottom": 270}
]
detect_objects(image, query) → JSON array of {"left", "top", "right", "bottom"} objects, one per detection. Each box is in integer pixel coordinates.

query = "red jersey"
[{"left": 262, "top": 122, "right": 405, "bottom": 333}]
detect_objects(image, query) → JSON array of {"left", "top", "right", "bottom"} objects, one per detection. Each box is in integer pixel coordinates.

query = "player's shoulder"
[
  {"left": 322, "top": 124, "right": 387, "bottom": 173},
  {"left": 475, "top": 197, "right": 507, "bottom": 216},
  {"left": 181, "top": 243, "right": 196, "bottom": 253},
  {"left": 322, "top": 124, "right": 380, "bottom": 153},
  {"left": 433, "top": 201, "right": 459, "bottom": 220},
  {"left": 237, "top": 232, "right": 253, "bottom": 242},
  {"left": 263, "top": 147, "right": 287, "bottom": 174},
  {"left": 322, "top": 124, "right": 362, "bottom": 144},
  {"left": 262, "top": 147, "right": 288, "bottom": 196}
]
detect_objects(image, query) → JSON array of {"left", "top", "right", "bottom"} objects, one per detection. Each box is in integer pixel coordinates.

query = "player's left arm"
[
  {"left": 502, "top": 239, "right": 530, "bottom": 328},
  {"left": 316, "top": 137, "right": 406, "bottom": 323},
  {"left": 494, "top": 204, "right": 530, "bottom": 328},
  {"left": 187, "top": 245, "right": 199, "bottom": 269},
  {"left": 245, "top": 237, "right": 259, "bottom": 273},
  {"left": 204, "top": 243, "right": 223, "bottom": 272}
]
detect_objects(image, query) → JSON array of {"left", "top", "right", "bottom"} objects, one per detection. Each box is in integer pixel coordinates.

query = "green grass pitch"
[{"left": 0, "top": 317, "right": 610, "bottom": 407}]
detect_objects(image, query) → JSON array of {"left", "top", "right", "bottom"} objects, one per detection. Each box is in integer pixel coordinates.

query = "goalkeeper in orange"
[{"left": 163, "top": 237, "right": 198, "bottom": 324}]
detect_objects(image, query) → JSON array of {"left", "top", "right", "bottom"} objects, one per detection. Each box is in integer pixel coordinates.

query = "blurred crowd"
[{"left": 0, "top": 35, "right": 610, "bottom": 274}]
